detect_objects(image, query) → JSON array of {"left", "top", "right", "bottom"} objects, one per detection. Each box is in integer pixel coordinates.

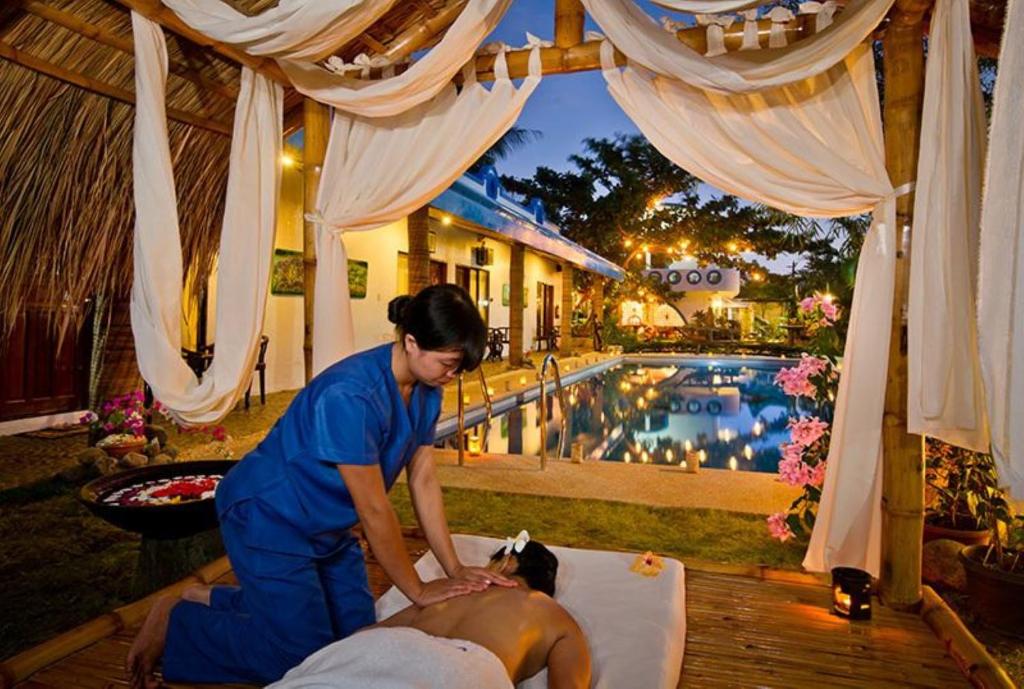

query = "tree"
[{"left": 501, "top": 135, "right": 833, "bottom": 291}]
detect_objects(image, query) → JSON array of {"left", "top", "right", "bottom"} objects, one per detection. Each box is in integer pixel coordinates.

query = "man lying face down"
[{"left": 268, "top": 539, "right": 591, "bottom": 689}]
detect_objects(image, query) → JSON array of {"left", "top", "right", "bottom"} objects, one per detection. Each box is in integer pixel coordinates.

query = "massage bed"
[{"left": 271, "top": 534, "right": 686, "bottom": 688}]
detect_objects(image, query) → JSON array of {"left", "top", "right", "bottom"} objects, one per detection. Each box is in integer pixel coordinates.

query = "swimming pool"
[{"left": 435, "top": 356, "right": 822, "bottom": 474}]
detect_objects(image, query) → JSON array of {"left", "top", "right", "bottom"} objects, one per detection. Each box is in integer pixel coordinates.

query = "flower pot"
[
  {"left": 101, "top": 436, "right": 147, "bottom": 459},
  {"left": 923, "top": 521, "right": 990, "bottom": 547},
  {"left": 959, "top": 544, "right": 1024, "bottom": 638}
]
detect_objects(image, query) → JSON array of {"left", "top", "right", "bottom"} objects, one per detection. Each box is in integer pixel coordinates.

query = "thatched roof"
[
  {"left": 0, "top": 0, "right": 456, "bottom": 334},
  {"left": 0, "top": 0, "right": 1009, "bottom": 336}
]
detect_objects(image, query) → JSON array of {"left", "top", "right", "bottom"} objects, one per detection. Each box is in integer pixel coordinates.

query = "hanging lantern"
[{"left": 831, "top": 567, "right": 872, "bottom": 620}]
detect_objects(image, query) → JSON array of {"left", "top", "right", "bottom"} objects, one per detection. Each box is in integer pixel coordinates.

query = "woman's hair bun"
[{"left": 387, "top": 295, "right": 412, "bottom": 324}]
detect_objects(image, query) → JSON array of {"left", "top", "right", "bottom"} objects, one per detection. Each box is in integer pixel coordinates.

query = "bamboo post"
[
  {"left": 879, "top": 0, "right": 932, "bottom": 610},
  {"left": 408, "top": 206, "right": 431, "bottom": 295},
  {"left": 554, "top": 0, "right": 584, "bottom": 49},
  {"left": 592, "top": 276, "right": 605, "bottom": 351},
  {"left": 560, "top": 263, "right": 574, "bottom": 356},
  {"left": 509, "top": 243, "right": 526, "bottom": 367},
  {"left": 302, "top": 99, "right": 329, "bottom": 384}
]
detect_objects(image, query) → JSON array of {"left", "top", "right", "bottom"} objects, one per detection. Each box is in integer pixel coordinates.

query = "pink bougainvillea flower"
[
  {"left": 767, "top": 512, "right": 795, "bottom": 542},
  {"left": 778, "top": 446, "right": 813, "bottom": 487},
  {"left": 809, "top": 461, "right": 827, "bottom": 487},
  {"left": 789, "top": 417, "right": 830, "bottom": 448}
]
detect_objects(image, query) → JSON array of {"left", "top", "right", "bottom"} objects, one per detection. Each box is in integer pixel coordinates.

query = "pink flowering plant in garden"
[
  {"left": 153, "top": 400, "right": 233, "bottom": 458},
  {"left": 79, "top": 390, "right": 147, "bottom": 439},
  {"left": 767, "top": 353, "right": 840, "bottom": 543}
]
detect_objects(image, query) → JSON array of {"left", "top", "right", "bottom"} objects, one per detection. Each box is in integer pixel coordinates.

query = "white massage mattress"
[{"left": 376, "top": 534, "right": 686, "bottom": 689}]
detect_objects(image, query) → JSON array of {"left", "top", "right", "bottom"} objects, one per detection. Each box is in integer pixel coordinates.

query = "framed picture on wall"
[
  {"left": 428, "top": 231, "right": 438, "bottom": 253},
  {"left": 348, "top": 259, "right": 368, "bottom": 299},
  {"left": 271, "top": 248, "right": 303, "bottom": 295},
  {"left": 500, "top": 284, "right": 528, "bottom": 308}
]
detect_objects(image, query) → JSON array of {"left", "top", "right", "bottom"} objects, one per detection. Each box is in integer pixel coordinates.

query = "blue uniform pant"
[{"left": 161, "top": 505, "right": 375, "bottom": 685}]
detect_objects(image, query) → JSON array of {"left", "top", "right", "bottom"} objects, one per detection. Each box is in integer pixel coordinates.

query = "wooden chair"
[
  {"left": 486, "top": 328, "right": 505, "bottom": 362},
  {"left": 244, "top": 335, "right": 269, "bottom": 410}
]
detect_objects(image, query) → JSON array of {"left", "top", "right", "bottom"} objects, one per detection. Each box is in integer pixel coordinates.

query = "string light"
[{"left": 441, "top": 215, "right": 453, "bottom": 226}]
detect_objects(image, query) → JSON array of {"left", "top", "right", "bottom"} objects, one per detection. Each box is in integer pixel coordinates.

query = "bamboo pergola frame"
[{"left": 0, "top": 0, "right": 1010, "bottom": 617}]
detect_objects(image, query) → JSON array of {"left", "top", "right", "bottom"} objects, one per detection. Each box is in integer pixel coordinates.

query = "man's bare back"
[{"left": 375, "top": 545, "right": 591, "bottom": 689}]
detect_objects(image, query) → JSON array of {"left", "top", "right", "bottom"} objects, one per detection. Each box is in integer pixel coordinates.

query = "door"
[
  {"left": 455, "top": 265, "right": 490, "bottom": 326},
  {"left": 536, "top": 282, "right": 555, "bottom": 340},
  {"left": 0, "top": 304, "right": 90, "bottom": 421}
]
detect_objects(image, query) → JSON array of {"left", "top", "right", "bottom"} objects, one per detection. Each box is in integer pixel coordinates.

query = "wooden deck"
[{"left": 10, "top": 532, "right": 971, "bottom": 689}]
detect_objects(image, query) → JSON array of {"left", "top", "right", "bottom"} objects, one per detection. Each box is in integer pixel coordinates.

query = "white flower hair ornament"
[{"left": 505, "top": 530, "right": 530, "bottom": 555}]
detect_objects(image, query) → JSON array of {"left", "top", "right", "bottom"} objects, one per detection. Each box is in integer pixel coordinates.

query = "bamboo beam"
[
  {"left": 920, "top": 586, "right": 1017, "bottom": 689},
  {"left": 879, "top": 0, "right": 932, "bottom": 612},
  {"left": 370, "top": 0, "right": 467, "bottom": 66},
  {"left": 0, "top": 40, "right": 232, "bottom": 135},
  {"left": 408, "top": 206, "right": 432, "bottom": 295},
  {"left": 473, "top": 18, "right": 810, "bottom": 81},
  {"left": 509, "top": 243, "right": 525, "bottom": 367},
  {"left": 111, "top": 0, "right": 289, "bottom": 86},
  {"left": 303, "top": 98, "right": 329, "bottom": 383},
  {"left": 17, "top": 0, "right": 239, "bottom": 101},
  {"left": 554, "top": 0, "right": 585, "bottom": 49}
]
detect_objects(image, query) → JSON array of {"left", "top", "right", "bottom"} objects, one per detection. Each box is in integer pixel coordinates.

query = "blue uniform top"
[{"left": 216, "top": 343, "right": 443, "bottom": 557}]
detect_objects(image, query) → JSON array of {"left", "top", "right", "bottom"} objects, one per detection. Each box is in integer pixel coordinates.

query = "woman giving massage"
[{"left": 126, "top": 285, "right": 524, "bottom": 688}]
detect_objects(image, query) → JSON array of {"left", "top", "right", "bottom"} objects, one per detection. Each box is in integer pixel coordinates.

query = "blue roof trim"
[{"left": 430, "top": 171, "right": 625, "bottom": 282}]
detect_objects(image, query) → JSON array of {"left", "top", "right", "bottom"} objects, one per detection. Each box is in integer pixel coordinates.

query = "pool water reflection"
[{"left": 436, "top": 359, "right": 826, "bottom": 474}]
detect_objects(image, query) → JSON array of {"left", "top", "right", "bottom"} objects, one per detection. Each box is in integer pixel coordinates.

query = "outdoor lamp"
[
  {"left": 831, "top": 567, "right": 872, "bottom": 620},
  {"left": 467, "top": 434, "right": 482, "bottom": 456}
]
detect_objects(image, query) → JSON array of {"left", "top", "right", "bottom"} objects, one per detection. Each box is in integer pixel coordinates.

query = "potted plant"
[
  {"left": 924, "top": 438, "right": 999, "bottom": 546},
  {"left": 960, "top": 513, "right": 1024, "bottom": 637},
  {"left": 80, "top": 391, "right": 149, "bottom": 456}
]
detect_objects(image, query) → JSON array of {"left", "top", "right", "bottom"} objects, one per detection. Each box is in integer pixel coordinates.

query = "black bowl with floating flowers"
[{"left": 78, "top": 460, "right": 237, "bottom": 540}]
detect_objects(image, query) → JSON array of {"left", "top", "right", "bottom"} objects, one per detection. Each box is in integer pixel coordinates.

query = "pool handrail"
[
  {"left": 538, "top": 353, "right": 570, "bottom": 470},
  {"left": 456, "top": 366, "right": 494, "bottom": 466}
]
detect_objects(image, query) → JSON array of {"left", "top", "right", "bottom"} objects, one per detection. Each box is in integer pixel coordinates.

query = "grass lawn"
[{"left": 389, "top": 484, "right": 807, "bottom": 569}]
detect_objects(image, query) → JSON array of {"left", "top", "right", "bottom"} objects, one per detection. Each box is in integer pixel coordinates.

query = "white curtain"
[
  {"left": 162, "top": 0, "right": 396, "bottom": 61},
  {"left": 978, "top": 0, "right": 1024, "bottom": 498},
  {"left": 582, "top": 0, "right": 893, "bottom": 93},
  {"left": 311, "top": 49, "right": 542, "bottom": 374},
  {"left": 279, "top": 0, "right": 512, "bottom": 118},
  {"left": 907, "top": 0, "right": 989, "bottom": 452},
  {"left": 130, "top": 13, "right": 283, "bottom": 425},
  {"left": 600, "top": 41, "right": 897, "bottom": 575}
]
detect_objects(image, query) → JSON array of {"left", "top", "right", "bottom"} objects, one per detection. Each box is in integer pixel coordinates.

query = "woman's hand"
[
  {"left": 452, "top": 565, "right": 518, "bottom": 588},
  {"left": 413, "top": 577, "right": 488, "bottom": 607}
]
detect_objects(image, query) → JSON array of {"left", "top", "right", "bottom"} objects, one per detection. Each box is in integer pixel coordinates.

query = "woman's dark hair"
[
  {"left": 387, "top": 284, "right": 486, "bottom": 373},
  {"left": 489, "top": 541, "right": 559, "bottom": 597}
]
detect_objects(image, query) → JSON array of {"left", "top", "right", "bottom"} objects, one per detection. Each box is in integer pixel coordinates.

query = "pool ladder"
[
  {"left": 456, "top": 367, "right": 494, "bottom": 466},
  {"left": 538, "top": 354, "right": 570, "bottom": 471}
]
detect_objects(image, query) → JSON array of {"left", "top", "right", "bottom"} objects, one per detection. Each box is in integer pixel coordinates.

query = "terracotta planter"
[
  {"left": 960, "top": 544, "right": 1024, "bottom": 638},
  {"left": 100, "top": 436, "right": 147, "bottom": 459},
  {"left": 923, "top": 521, "right": 990, "bottom": 547}
]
